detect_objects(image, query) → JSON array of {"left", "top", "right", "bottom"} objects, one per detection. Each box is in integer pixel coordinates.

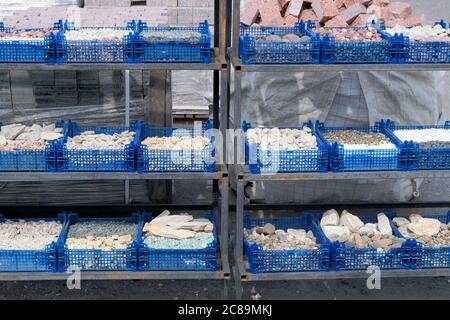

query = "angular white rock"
[
  {"left": 1, "top": 124, "right": 26, "bottom": 140},
  {"left": 358, "top": 223, "right": 377, "bottom": 236},
  {"left": 40, "top": 131, "right": 63, "bottom": 141},
  {"left": 393, "top": 217, "right": 410, "bottom": 227},
  {"left": 287, "top": 228, "right": 306, "bottom": 242},
  {"left": 407, "top": 218, "right": 441, "bottom": 237},
  {"left": 340, "top": 210, "right": 364, "bottom": 232},
  {"left": 377, "top": 213, "right": 393, "bottom": 237},
  {"left": 320, "top": 209, "right": 340, "bottom": 227},
  {"left": 322, "top": 225, "right": 351, "bottom": 243}
]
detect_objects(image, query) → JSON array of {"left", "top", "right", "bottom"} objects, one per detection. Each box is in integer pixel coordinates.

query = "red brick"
[
  {"left": 386, "top": 2, "right": 412, "bottom": 19},
  {"left": 284, "top": 14, "right": 299, "bottom": 25},
  {"left": 299, "top": 8, "right": 319, "bottom": 24},
  {"left": 325, "top": 15, "right": 348, "bottom": 27},
  {"left": 241, "top": 7, "right": 260, "bottom": 26},
  {"left": 404, "top": 15, "right": 424, "bottom": 27},
  {"left": 366, "top": 4, "right": 381, "bottom": 18},
  {"left": 312, "top": 0, "right": 339, "bottom": 23},
  {"left": 287, "top": 0, "right": 304, "bottom": 17},
  {"left": 339, "top": 3, "right": 366, "bottom": 24}
]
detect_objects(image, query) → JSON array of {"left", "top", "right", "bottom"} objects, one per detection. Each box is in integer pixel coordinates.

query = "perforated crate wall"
[
  {"left": 244, "top": 121, "right": 329, "bottom": 174},
  {"left": 316, "top": 121, "right": 409, "bottom": 172},
  {"left": 136, "top": 122, "right": 216, "bottom": 173},
  {"left": 134, "top": 20, "right": 211, "bottom": 63},
  {"left": 0, "top": 23, "right": 57, "bottom": 63},
  {"left": 57, "top": 121, "right": 138, "bottom": 172},
  {"left": 244, "top": 213, "right": 331, "bottom": 273},
  {"left": 239, "top": 21, "right": 321, "bottom": 64},
  {"left": 0, "top": 214, "right": 66, "bottom": 272},
  {"left": 137, "top": 212, "right": 217, "bottom": 271},
  {"left": 58, "top": 213, "right": 140, "bottom": 272}
]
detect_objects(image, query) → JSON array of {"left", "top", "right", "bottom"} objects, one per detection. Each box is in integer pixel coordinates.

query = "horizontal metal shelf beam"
[
  {"left": 0, "top": 270, "right": 229, "bottom": 281},
  {"left": 231, "top": 53, "right": 450, "bottom": 73},
  {"left": 0, "top": 169, "right": 227, "bottom": 182},
  {"left": 0, "top": 50, "right": 227, "bottom": 71}
]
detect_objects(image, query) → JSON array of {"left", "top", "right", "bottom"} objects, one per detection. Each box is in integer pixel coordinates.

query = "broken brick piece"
[
  {"left": 339, "top": 3, "right": 366, "bottom": 24},
  {"left": 287, "top": 0, "right": 304, "bottom": 17},
  {"left": 300, "top": 8, "right": 319, "bottom": 24},
  {"left": 372, "top": 0, "right": 389, "bottom": 6},
  {"left": 312, "top": 0, "right": 339, "bottom": 23},
  {"left": 259, "top": 0, "right": 284, "bottom": 25},
  {"left": 284, "top": 14, "right": 299, "bottom": 25},
  {"left": 241, "top": 8, "right": 260, "bottom": 26},
  {"left": 386, "top": 2, "right": 412, "bottom": 19},
  {"left": 404, "top": 15, "right": 424, "bottom": 27},
  {"left": 325, "top": 15, "right": 348, "bottom": 27}
]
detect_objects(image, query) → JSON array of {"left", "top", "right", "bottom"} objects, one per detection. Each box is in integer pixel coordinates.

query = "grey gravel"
[{"left": 67, "top": 221, "right": 137, "bottom": 239}]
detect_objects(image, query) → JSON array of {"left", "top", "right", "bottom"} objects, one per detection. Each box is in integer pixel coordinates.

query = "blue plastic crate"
[
  {"left": 391, "top": 211, "right": 450, "bottom": 269},
  {"left": 0, "top": 214, "right": 66, "bottom": 272},
  {"left": 239, "top": 21, "right": 321, "bottom": 64},
  {"left": 58, "top": 213, "right": 140, "bottom": 272},
  {"left": 0, "top": 23, "right": 57, "bottom": 63},
  {"left": 244, "top": 213, "right": 331, "bottom": 273},
  {"left": 319, "top": 24, "right": 399, "bottom": 64},
  {"left": 243, "top": 121, "right": 329, "bottom": 174},
  {"left": 319, "top": 212, "right": 416, "bottom": 271},
  {"left": 136, "top": 122, "right": 216, "bottom": 173},
  {"left": 383, "top": 120, "right": 450, "bottom": 170},
  {"left": 316, "top": 121, "right": 409, "bottom": 172},
  {"left": 0, "top": 121, "right": 64, "bottom": 172},
  {"left": 137, "top": 212, "right": 217, "bottom": 271},
  {"left": 394, "top": 20, "right": 450, "bottom": 64},
  {"left": 57, "top": 121, "right": 138, "bottom": 172},
  {"left": 54, "top": 20, "right": 134, "bottom": 63},
  {"left": 134, "top": 20, "right": 211, "bottom": 63}
]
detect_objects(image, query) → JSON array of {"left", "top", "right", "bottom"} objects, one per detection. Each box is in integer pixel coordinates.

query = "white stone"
[
  {"left": 320, "top": 209, "right": 340, "bottom": 227},
  {"left": 340, "top": 210, "right": 364, "bottom": 232},
  {"left": 1, "top": 124, "right": 26, "bottom": 140},
  {"left": 377, "top": 213, "right": 393, "bottom": 237},
  {"left": 40, "top": 131, "right": 63, "bottom": 141},
  {"left": 322, "top": 225, "right": 351, "bottom": 243},
  {"left": 393, "top": 217, "right": 410, "bottom": 227},
  {"left": 0, "top": 135, "right": 6, "bottom": 145},
  {"left": 358, "top": 223, "right": 377, "bottom": 236},
  {"left": 287, "top": 229, "right": 306, "bottom": 242},
  {"left": 407, "top": 218, "right": 441, "bottom": 237},
  {"left": 409, "top": 214, "right": 423, "bottom": 223}
]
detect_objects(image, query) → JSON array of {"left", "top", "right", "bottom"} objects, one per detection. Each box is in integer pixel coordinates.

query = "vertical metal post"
[
  {"left": 233, "top": 70, "right": 242, "bottom": 164},
  {"left": 234, "top": 178, "right": 245, "bottom": 300},
  {"left": 232, "top": 0, "right": 241, "bottom": 56},
  {"left": 125, "top": 70, "right": 130, "bottom": 204},
  {"left": 220, "top": 176, "right": 230, "bottom": 274}
]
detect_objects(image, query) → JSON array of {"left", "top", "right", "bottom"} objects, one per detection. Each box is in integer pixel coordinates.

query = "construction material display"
[
  {"left": 0, "top": 123, "right": 63, "bottom": 171},
  {"left": 58, "top": 122, "right": 137, "bottom": 172},
  {"left": 239, "top": 21, "right": 320, "bottom": 64},
  {"left": 244, "top": 122, "right": 328, "bottom": 173},
  {"left": 134, "top": 21, "right": 211, "bottom": 63},
  {"left": 244, "top": 214, "right": 331, "bottom": 273},
  {"left": 136, "top": 122, "right": 215, "bottom": 173},
  {"left": 320, "top": 209, "right": 411, "bottom": 271},
  {"left": 138, "top": 211, "right": 217, "bottom": 271},
  {"left": 0, "top": 23, "right": 56, "bottom": 63},
  {"left": 386, "top": 21, "right": 450, "bottom": 63},
  {"left": 392, "top": 212, "right": 450, "bottom": 269},
  {"left": 316, "top": 122, "right": 406, "bottom": 172},
  {"left": 58, "top": 213, "right": 140, "bottom": 271},
  {"left": 383, "top": 120, "right": 450, "bottom": 170},
  {"left": 0, "top": 214, "right": 65, "bottom": 272},
  {"left": 55, "top": 20, "right": 134, "bottom": 63}
]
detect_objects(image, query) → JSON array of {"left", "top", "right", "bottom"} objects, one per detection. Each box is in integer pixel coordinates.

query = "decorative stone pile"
[
  {"left": 64, "top": 29, "right": 130, "bottom": 41},
  {"left": 66, "top": 221, "right": 137, "bottom": 250},
  {"left": 386, "top": 24, "right": 450, "bottom": 41},
  {"left": 141, "top": 30, "right": 202, "bottom": 41},
  {"left": 142, "top": 210, "right": 214, "bottom": 249},
  {"left": 322, "top": 130, "right": 395, "bottom": 150},
  {"left": 246, "top": 127, "right": 318, "bottom": 151},
  {"left": 67, "top": 131, "right": 135, "bottom": 150},
  {"left": 320, "top": 209, "right": 406, "bottom": 251},
  {"left": 393, "top": 214, "right": 450, "bottom": 247},
  {"left": 255, "top": 34, "right": 311, "bottom": 42},
  {"left": 244, "top": 222, "right": 320, "bottom": 250},
  {"left": 0, "top": 29, "right": 51, "bottom": 40},
  {"left": 240, "top": 0, "right": 423, "bottom": 28},
  {"left": 393, "top": 128, "right": 450, "bottom": 149},
  {"left": 0, "top": 123, "right": 63, "bottom": 151},
  {"left": 142, "top": 136, "right": 210, "bottom": 151},
  {"left": 0, "top": 219, "right": 62, "bottom": 250},
  {"left": 316, "top": 26, "right": 382, "bottom": 41}
]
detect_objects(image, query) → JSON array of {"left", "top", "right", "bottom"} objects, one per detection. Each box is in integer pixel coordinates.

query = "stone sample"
[
  {"left": 66, "top": 221, "right": 137, "bottom": 250},
  {"left": 141, "top": 30, "right": 202, "bottom": 41},
  {"left": 322, "top": 129, "right": 395, "bottom": 150},
  {"left": 287, "top": 0, "right": 304, "bottom": 17},
  {"left": 0, "top": 220, "right": 63, "bottom": 250},
  {"left": 393, "top": 128, "right": 450, "bottom": 147},
  {"left": 316, "top": 26, "right": 383, "bottom": 42},
  {"left": 245, "top": 224, "right": 320, "bottom": 250},
  {"left": 386, "top": 1, "right": 412, "bottom": 19},
  {"left": 143, "top": 210, "right": 214, "bottom": 249},
  {"left": 386, "top": 24, "right": 450, "bottom": 41},
  {"left": 377, "top": 213, "right": 392, "bottom": 237},
  {"left": 340, "top": 210, "right": 364, "bottom": 232},
  {"left": 312, "top": 0, "right": 340, "bottom": 23},
  {"left": 320, "top": 209, "right": 340, "bottom": 226},
  {"left": 64, "top": 29, "right": 131, "bottom": 41},
  {"left": 339, "top": 3, "right": 366, "bottom": 24},
  {"left": 394, "top": 214, "right": 450, "bottom": 247},
  {"left": 325, "top": 15, "right": 349, "bottom": 27},
  {"left": 246, "top": 127, "right": 318, "bottom": 151},
  {"left": 322, "top": 225, "right": 351, "bottom": 242},
  {"left": 141, "top": 136, "right": 210, "bottom": 150},
  {"left": 67, "top": 131, "right": 135, "bottom": 150},
  {"left": 0, "top": 123, "right": 63, "bottom": 151}
]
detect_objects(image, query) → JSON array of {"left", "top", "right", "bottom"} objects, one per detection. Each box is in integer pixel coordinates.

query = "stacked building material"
[{"left": 240, "top": 0, "right": 424, "bottom": 28}]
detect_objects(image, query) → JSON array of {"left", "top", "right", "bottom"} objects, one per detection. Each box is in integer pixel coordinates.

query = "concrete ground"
[{"left": 1, "top": 0, "right": 450, "bottom": 300}]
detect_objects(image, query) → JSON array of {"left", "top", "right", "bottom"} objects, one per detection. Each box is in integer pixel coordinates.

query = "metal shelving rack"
[
  {"left": 229, "top": 0, "right": 450, "bottom": 299},
  {"left": 0, "top": 0, "right": 231, "bottom": 287}
]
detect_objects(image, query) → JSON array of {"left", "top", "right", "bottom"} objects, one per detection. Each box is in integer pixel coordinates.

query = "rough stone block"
[
  {"left": 312, "top": 0, "right": 339, "bottom": 23},
  {"left": 287, "top": 0, "right": 304, "bottom": 18},
  {"left": 339, "top": 3, "right": 366, "bottom": 24},
  {"left": 387, "top": 1, "right": 412, "bottom": 19}
]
